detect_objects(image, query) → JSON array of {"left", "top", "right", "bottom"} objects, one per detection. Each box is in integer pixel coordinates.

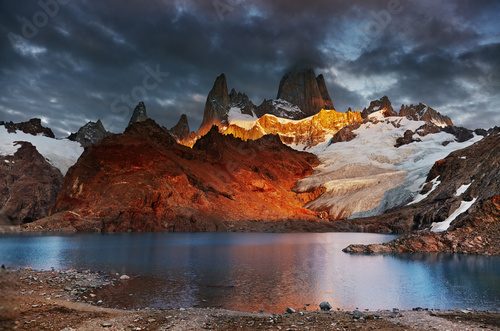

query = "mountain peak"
[
  {"left": 128, "top": 101, "right": 148, "bottom": 127},
  {"left": 169, "top": 114, "right": 190, "bottom": 141},
  {"left": 199, "top": 74, "right": 230, "bottom": 134},
  {"left": 277, "top": 68, "right": 334, "bottom": 118},
  {"left": 361, "top": 96, "right": 397, "bottom": 118},
  {"left": 68, "top": 120, "right": 110, "bottom": 147},
  {"left": 399, "top": 103, "right": 453, "bottom": 127}
]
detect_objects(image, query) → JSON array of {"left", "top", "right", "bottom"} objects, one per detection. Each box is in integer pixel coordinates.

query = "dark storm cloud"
[{"left": 0, "top": 0, "right": 499, "bottom": 135}]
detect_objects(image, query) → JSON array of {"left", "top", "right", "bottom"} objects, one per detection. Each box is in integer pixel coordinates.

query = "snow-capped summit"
[
  {"left": 361, "top": 96, "right": 397, "bottom": 118},
  {"left": 399, "top": 103, "right": 453, "bottom": 127}
]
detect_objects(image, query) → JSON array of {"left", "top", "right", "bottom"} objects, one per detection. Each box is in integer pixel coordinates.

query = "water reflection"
[{"left": 0, "top": 233, "right": 498, "bottom": 312}]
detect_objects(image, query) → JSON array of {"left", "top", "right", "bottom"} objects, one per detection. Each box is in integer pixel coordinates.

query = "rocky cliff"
[
  {"left": 27, "top": 120, "right": 321, "bottom": 232},
  {"left": 0, "top": 142, "right": 63, "bottom": 224}
]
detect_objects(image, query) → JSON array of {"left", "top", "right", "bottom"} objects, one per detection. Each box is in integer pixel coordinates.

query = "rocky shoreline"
[{"left": 1, "top": 268, "right": 498, "bottom": 330}]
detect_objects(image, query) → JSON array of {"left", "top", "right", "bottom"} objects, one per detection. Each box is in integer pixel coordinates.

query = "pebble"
[
  {"left": 285, "top": 307, "right": 296, "bottom": 314},
  {"left": 352, "top": 309, "right": 364, "bottom": 320},
  {"left": 100, "top": 322, "right": 112, "bottom": 327},
  {"left": 120, "top": 274, "right": 130, "bottom": 280},
  {"left": 319, "top": 301, "right": 332, "bottom": 311}
]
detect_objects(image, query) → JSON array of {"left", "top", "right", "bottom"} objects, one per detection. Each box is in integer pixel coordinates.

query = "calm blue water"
[{"left": 0, "top": 233, "right": 498, "bottom": 312}]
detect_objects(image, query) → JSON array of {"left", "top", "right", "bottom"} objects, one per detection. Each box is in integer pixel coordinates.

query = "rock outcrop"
[
  {"left": 399, "top": 103, "right": 453, "bottom": 127},
  {"left": 0, "top": 142, "right": 63, "bottom": 224},
  {"left": 343, "top": 131, "right": 500, "bottom": 254},
  {"left": 361, "top": 96, "right": 397, "bottom": 119},
  {"left": 276, "top": 68, "right": 334, "bottom": 118},
  {"left": 68, "top": 120, "right": 111, "bottom": 147},
  {"left": 329, "top": 123, "right": 361, "bottom": 144},
  {"left": 0, "top": 118, "right": 55, "bottom": 138},
  {"left": 28, "top": 120, "right": 321, "bottom": 232},
  {"left": 128, "top": 102, "right": 148, "bottom": 127}
]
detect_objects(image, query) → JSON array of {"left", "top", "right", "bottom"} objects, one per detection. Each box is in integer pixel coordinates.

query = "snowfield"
[
  {"left": 294, "top": 116, "right": 483, "bottom": 218},
  {"left": 0, "top": 126, "right": 83, "bottom": 175}
]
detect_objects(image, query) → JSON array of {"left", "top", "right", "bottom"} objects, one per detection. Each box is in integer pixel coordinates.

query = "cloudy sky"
[{"left": 1, "top": 0, "right": 499, "bottom": 136}]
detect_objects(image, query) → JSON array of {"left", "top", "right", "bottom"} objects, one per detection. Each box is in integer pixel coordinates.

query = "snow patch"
[
  {"left": 431, "top": 198, "right": 477, "bottom": 232},
  {"left": 0, "top": 126, "right": 83, "bottom": 175},
  {"left": 407, "top": 176, "right": 440, "bottom": 205},
  {"left": 455, "top": 181, "right": 473, "bottom": 196},
  {"left": 367, "top": 110, "right": 385, "bottom": 121}
]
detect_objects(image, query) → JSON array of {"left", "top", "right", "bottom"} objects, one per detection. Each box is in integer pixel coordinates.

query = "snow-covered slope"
[
  {"left": 0, "top": 126, "right": 83, "bottom": 175},
  {"left": 295, "top": 116, "right": 482, "bottom": 219}
]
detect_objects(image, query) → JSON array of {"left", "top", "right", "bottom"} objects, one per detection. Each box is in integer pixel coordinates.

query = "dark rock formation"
[
  {"left": 361, "top": 96, "right": 397, "bottom": 119},
  {"left": 199, "top": 74, "right": 230, "bottom": 134},
  {"left": 276, "top": 68, "right": 334, "bottom": 118},
  {"left": 0, "top": 118, "right": 55, "bottom": 138},
  {"left": 128, "top": 102, "right": 148, "bottom": 127},
  {"left": 399, "top": 103, "right": 453, "bottom": 127},
  {"left": 415, "top": 123, "right": 441, "bottom": 136},
  {"left": 0, "top": 142, "right": 63, "bottom": 224},
  {"left": 329, "top": 123, "right": 361, "bottom": 144},
  {"left": 441, "top": 126, "right": 474, "bottom": 142},
  {"left": 68, "top": 120, "right": 111, "bottom": 147},
  {"left": 394, "top": 130, "right": 421, "bottom": 147}
]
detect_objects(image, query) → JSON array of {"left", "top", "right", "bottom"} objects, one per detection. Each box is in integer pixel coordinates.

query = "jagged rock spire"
[
  {"left": 199, "top": 74, "right": 230, "bottom": 133},
  {"left": 128, "top": 101, "right": 148, "bottom": 126}
]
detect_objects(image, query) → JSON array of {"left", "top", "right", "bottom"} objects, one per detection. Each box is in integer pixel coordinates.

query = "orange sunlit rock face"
[
  {"left": 182, "top": 109, "right": 362, "bottom": 148},
  {"left": 32, "top": 120, "right": 322, "bottom": 232},
  {"left": 223, "top": 109, "right": 362, "bottom": 147}
]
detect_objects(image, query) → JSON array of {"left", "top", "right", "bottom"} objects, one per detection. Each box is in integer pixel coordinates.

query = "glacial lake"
[{"left": 0, "top": 233, "right": 499, "bottom": 312}]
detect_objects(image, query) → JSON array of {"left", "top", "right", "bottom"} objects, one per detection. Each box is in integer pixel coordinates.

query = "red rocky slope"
[{"left": 28, "top": 120, "right": 321, "bottom": 232}]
